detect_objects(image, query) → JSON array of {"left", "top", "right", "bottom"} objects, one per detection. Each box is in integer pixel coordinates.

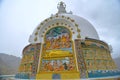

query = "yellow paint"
[
  {"left": 44, "top": 50, "right": 73, "bottom": 58},
  {"left": 61, "top": 72, "right": 80, "bottom": 79},
  {"left": 36, "top": 71, "right": 80, "bottom": 80},
  {"left": 36, "top": 73, "right": 52, "bottom": 79}
]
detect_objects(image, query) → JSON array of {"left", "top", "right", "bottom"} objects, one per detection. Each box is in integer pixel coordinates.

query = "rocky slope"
[{"left": 0, "top": 53, "right": 21, "bottom": 75}]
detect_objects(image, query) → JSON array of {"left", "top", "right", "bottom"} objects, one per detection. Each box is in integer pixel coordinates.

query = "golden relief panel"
[
  {"left": 40, "top": 26, "right": 76, "bottom": 72},
  {"left": 41, "top": 58, "right": 75, "bottom": 71}
]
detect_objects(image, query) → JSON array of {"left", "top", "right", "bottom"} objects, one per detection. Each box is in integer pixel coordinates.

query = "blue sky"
[{"left": 0, "top": 0, "right": 120, "bottom": 58}]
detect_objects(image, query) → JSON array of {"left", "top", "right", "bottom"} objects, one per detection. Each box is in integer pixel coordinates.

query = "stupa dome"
[{"left": 29, "top": 2, "right": 99, "bottom": 44}]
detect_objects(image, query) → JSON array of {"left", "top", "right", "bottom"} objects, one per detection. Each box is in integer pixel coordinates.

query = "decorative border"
[
  {"left": 32, "top": 14, "right": 81, "bottom": 42},
  {"left": 38, "top": 26, "right": 78, "bottom": 73}
]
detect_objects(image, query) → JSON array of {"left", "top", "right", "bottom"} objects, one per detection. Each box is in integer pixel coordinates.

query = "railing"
[
  {"left": 0, "top": 75, "right": 119, "bottom": 80},
  {"left": 0, "top": 75, "right": 15, "bottom": 80}
]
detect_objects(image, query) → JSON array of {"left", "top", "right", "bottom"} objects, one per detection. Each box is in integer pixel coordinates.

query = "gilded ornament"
[
  {"left": 67, "top": 17, "right": 70, "bottom": 19},
  {"left": 34, "top": 37, "right": 37, "bottom": 41},
  {"left": 45, "top": 19, "right": 48, "bottom": 22},
  {"left": 71, "top": 19, "right": 74, "bottom": 22},
  {"left": 56, "top": 23, "right": 59, "bottom": 25},
  {"left": 77, "top": 34, "right": 81, "bottom": 38},
  {"left": 75, "top": 24, "right": 78, "bottom": 27},
  {"left": 35, "top": 32, "right": 38, "bottom": 35},
  {"left": 41, "top": 23, "right": 43, "bottom": 25},
  {"left": 37, "top": 27, "right": 40, "bottom": 30},
  {"left": 50, "top": 17, "right": 53, "bottom": 19},
  {"left": 62, "top": 15, "right": 64, "bottom": 18},
  {"left": 77, "top": 28, "right": 80, "bottom": 32}
]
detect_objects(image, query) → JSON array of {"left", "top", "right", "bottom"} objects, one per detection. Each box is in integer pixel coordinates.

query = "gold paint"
[
  {"left": 56, "top": 15, "right": 58, "bottom": 17},
  {"left": 75, "top": 24, "right": 78, "bottom": 27},
  {"left": 52, "top": 24, "right": 54, "bottom": 26},
  {"left": 45, "top": 28, "right": 47, "bottom": 30},
  {"left": 35, "top": 32, "right": 38, "bottom": 35},
  {"left": 43, "top": 50, "right": 73, "bottom": 58},
  {"left": 41, "top": 35, "right": 43, "bottom": 37},
  {"left": 62, "top": 15, "right": 64, "bottom": 18},
  {"left": 71, "top": 19, "right": 74, "bottom": 22},
  {"left": 77, "top": 28, "right": 80, "bottom": 32},
  {"left": 37, "top": 43, "right": 43, "bottom": 73},
  {"left": 34, "top": 37, "right": 37, "bottom": 41},
  {"left": 37, "top": 27, "right": 40, "bottom": 30},
  {"left": 56, "top": 23, "right": 59, "bottom": 25},
  {"left": 77, "top": 34, "right": 81, "bottom": 38},
  {"left": 41, "top": 23, "right": 43, "bottom": 25},
  {"left": 45, "top": 19, "right": 48, "bottom": 22},
  {"left": 67, "top": 17, "right": 70, "bottom": 20},
  {"left": 36, "top": 71, "right": 80, "bottom": 79},
  {"left": 61, "top": 23, "right": 63, "bottom": 25},
  {"left": 50, "top": 17, "right": 52, "bottom": 19}
]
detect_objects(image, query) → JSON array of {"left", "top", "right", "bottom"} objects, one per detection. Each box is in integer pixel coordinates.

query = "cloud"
[
  {"left": 71, "top": 0, "right": 120, "bottom": 58},
  {"left": 0, "top": 0, "right": 60, "bottom": 57}
]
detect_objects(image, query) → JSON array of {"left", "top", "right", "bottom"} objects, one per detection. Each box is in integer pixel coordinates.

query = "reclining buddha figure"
[{"left": 45, "top": 50, "right": 73, "bottom": 57}]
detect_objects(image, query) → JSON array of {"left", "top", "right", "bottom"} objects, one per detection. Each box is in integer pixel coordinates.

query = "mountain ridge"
[
  {"left": 113, "top": 57, "right": 120, "bottom": 70},
  {"left": 0, "top": 53, "right": 21, "bottom": 75}
]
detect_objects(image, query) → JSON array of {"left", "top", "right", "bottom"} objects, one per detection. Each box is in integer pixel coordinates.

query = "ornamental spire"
[{"left": 57, "top": 1, "right": 66, "bottom": 13}]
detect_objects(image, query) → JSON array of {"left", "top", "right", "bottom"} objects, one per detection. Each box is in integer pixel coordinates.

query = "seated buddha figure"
[
  {"left": 47, "top": 61, "right": 53, "bottom": 71},
  {"left": 53, "top": 38, "right": 58, "bottom": 49},
  {"left": 68, "top": 58, "right": 74, "bottom": 71},
  {"left": 43, "top": 62, "right": 48, "bottom": 71},
  {"left": 55, "top": 36, "right": 61, "bottom": 49},
  {"left": 50, "top": 38, "right": 54, "bottom": 49},
  {"left": 59, "top": 61, "right": 64, "bottom": 71},
  {"left": 65, "top": 34, "right": 71, "bottom": 48},
  {"left": 53, "top": 61, "right": 59, "bottom": 71},
  {"left": 46, "top": 39, "right": 51, "bottom": 49},
  {"left": 61, "top": 34, "right": 67, "bottom": 48}
]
